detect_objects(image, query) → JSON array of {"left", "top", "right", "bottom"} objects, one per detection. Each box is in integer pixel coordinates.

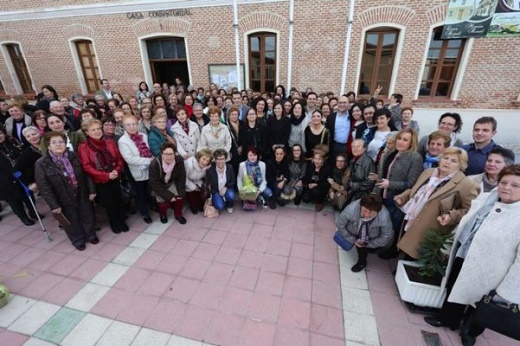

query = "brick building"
[{"left": 0, "top": 0, "right": 518, "bottom": 109}]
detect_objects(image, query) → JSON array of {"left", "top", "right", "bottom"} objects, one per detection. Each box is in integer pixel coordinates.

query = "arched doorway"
[{"left": 146, "top": 37, "right": 189, "bottom": 86}]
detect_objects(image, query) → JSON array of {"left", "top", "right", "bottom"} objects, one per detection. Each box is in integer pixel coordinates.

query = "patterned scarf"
[
  {"left": 49, "top": 150, "right": 78, "bottom": 187},
  {"left": 180, "top": 121, "right": 190, "bottom": 135},
  {"left": 246, "top": 160, "right": 262, "bottom": 187},
  {"left": 129, "top": 133, "right": 153, "bottom": 158},
  {"left": 87, "top": 137, "right": 114, "bottom": 172}
]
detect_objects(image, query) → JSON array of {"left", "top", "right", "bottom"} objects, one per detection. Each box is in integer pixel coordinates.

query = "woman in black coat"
[
  {"left": 205, "top": 149, "right": 237, "bottom": 212},
  {"left": 266, "top": 145, "right": 290, "bottom": 208},
  {"left": 266, "top": 102, "right": 291, "bottom": 154},
  {"left": 302, "top": 149, "right": 332, "bottom": 212},
  {"left": 240, "top": 108, "right": 267, "bottom": 160}
]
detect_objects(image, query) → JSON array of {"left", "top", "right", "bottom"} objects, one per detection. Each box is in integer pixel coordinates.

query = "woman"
[
  {"left": 206, "top": 149, "right": 236, "bottom": 213},
  {"left": 349, "top": 103, "right": 365, "bottom": 141},
  {"left": 36, "top": 85, "right": 59, "bottom": 113},
  {"left": 422, "top": 130, "right": 451, "bottom": 170},
  {"left": 167, "top": 94, "right": 180, "bottom": 120},
  {"left": 237, "top": 147, "right": 273, "bottom": 208},
  {"left": 395, "top": 147, "right": 478, "bottom": 259},
  {"left": 283, "top": 100, "right": 293, "bottom": 116},
  {"left": 266, "top": 145, "right": 290, "bottom": 208},
  {"left": 364, "top": 109, "right": 393, "bottom": 161},
  {"left": 267, "top": 102, "right": 291, "bottom": 153},
  {"left": 183, "top": 94, "right": 194, "bottom": 117},
  {"left": 240, "top": 108, "right": 267, "bottom": 160},
  {"left": 43, "top": 114, "right": 85, "bottom": 153},
  {"left": 78, "top": 119, "right": 128, "bottom": 234},
  {"left": 372, "top": 128, "right": 424, "bottom": 259},
  {"left": 287, "top": 144, "right": 307, "bottom": 205},
  {"left": 395, "top": 107, "right": 420, "bottom": 136},
  {"left": 321, "top": 103, "right": 331, "bottom": 121},
  {"left": 469, "top": 147, "right": 515, "bottom": 194},
  {"left": 35, "top": 132, "right": 98, "bottom": 250},
  {"left": 101, "top": 117, "right": 120, "bottom": 143},
  {"left": 31, "top": 110, "right": 47, "bottom": 136},
  {"left": 327, "top": 152, "right": 350, "bottom": 210},
  {"left": 226, "top": 106, "right": 244, "bottom": 174},
  {"left": 198, "top": 106, "right": 232, "bottom": 157},
  {"left": 288, "top": 102, "right": 306, "bottom": 151},
  {"left": 345, "top": 139, "right": 376, "bottom": 204},
  {"left": 171, "top": 107, "right": 200, "bottom": 160},
  {"left": 148, "top": 111, "right": 176, "bottom": 157},
  {"left": 118, "top": 115, "right": 154, "bottom": 223},
  {"left": 120, "top": 102, "right": 134, "bottom": 116},
  {"left": 153, "top": 94, "right": 167, "bottom": 109},
  {"left": 184, "top": 149, "right": 212, "bottom": 214},
  {"left": 304, "top": 110, "right": 330, "bottom": 158},
  {"left": 137, "top": 106, "right": 153, "bottom": 135},
  {"left": 254, "top": 97, "right": 268, "bottom": 127},
  {"left": 149, "top": 143, "right": 187, "bottom": 224},
  {"left": 418, "top": 113, "right": 463, "bottom": 157},
  {"left": 302, "top": 149, "right": 332, "bottom": 211}
]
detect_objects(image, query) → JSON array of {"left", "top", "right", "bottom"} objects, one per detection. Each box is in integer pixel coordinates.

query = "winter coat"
[
  {"left": 171, "top": 120, "right": 200, "bottom": 158},
  {"left": 118, "top": 132, "right": 152, "bottom": 181},
  {"left": 148, "top": 155, "right": 186, "bottom": 201},
  {"left": 198, "top": 123, "right": 232, "bottom": 155},
  {"left": 348, "top": 153, "right": 376, "bottom": 202},
  {"left": 78, "top": 139, "right": 124, "bottom": 184},
  {"left": 148, "top": 126, "right": 175, "bottom": 157},
  {"left": 237, "top": 161, "right": 268, "bottom": 193},
  {"left": 184, "top": 156, "right": 210, "bottom": 192},
  {"left": 375, "top": 150, "right": 424, "bottom": 197}
]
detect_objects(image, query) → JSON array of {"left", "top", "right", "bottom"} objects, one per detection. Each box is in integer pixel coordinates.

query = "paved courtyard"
[{"left": 0, "top": 198, "right": 517, "bottom": 346}]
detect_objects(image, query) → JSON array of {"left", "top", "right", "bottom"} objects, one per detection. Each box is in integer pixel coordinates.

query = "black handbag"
[{"left": 474, "top": 290, "right": 520, "bottom": 341}]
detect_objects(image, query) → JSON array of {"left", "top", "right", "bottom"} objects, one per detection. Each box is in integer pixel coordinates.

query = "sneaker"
[
  {"left": 227, "top": 207, "right": 233, "bottom": 214},
  {"left": 351, "top": 262, "right": 367, "bottom": 273}
]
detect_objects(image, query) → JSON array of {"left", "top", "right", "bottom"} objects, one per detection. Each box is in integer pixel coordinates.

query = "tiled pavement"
[{"left": 0, "top": 201, "right": 518, "bottom": 346}]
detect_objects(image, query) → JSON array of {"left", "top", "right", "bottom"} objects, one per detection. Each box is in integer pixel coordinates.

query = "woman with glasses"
[
  {"left": 31, "top": 110, "right": 47, "bottom": 136},
  {"left": 206, "top": 149, "right": 236, "bottom": 213}
]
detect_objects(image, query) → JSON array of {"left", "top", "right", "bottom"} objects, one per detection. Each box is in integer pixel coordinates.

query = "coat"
[
  {"left": 448, "top": 194, "right": 520, "bottom": 306},
  {"left": 266, "top": 115, "right": 291, "bottom": 149},
  {"left": 198, "top": 123, "right": 232, "bottom": 155},
  {"left": 348, "top": 153, "right": 376, "bottom": 202},
  {"left": 34, "top": 152, "right": 95, "bottom": 210},
  {"left": 148, "top": 126, "right": 175, "bottom": 157},
  {"left": 148, "top": 155, "right": 186, "bottom": 202},
  {"left": 13, "top": 145, "right": 42, "bottom": 185},
  {"left": 171, "top": 120, "right": 200, "bottom": 158},
  {"left": 336, "top": 199, "right": 393, "bottom": 249},
  {"left": 206, "top": 163, "right": 236, "bottom": 194},
  {"left": 77, "top": 138, "right": 124, "bottom": 184},
  {"left": 237, "top": 161, "right": 268, "bottom": 193},
  {"left": 240, "top": 123, "right": 267, "bottom": 158},
  {"left": 118, "top": 132, "right": 152, "bottom": 181},
  {"left": 4, "top": 114, "right": 32, "bottom": 146},
  {"left": 396, "top": 169, "right": 479, "bottom": 259},
  {"left": 376, "top": 150, "right": 424, "bottom": 196},
  {"left": 184, "top": 156, "right": 210, "bottom": 192}
]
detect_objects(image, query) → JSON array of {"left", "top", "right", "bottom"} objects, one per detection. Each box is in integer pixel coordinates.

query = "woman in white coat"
[
  {"left": 184, "top": 149, "right": 212, "bottom": 214},
  {"left": 171, "top": 108, "right": 200, "bottom": 160},
  {"left": 198, "top": 106, "right": 231, "bottom": 159}
]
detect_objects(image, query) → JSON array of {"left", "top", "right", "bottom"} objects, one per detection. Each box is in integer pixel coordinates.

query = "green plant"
[{"left": 417, "top": 230, "right": 453, "bottom": 278}]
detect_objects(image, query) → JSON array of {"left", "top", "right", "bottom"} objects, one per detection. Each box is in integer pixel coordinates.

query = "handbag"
[
  {"left": 474, "top": 290, "right": 520, "bottom": 340},
  {"left": 242, "top": 200, "right": 257, "bottom": 211},
  {"left": 199, "top": 183, "right": 211, "bottom": 202},
  {"left": 333, "top": 230, "right": 354, "bottom": 251},
  {"left": 203, "top": 198, "right": 219, "bottom": 218},
  {"left": 154, "top": 184, "right": 178, "bottom": 203}
]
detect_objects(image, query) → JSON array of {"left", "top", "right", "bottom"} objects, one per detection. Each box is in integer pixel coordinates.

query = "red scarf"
[
  {"left": 87, "top": 137, "right": 114, "bottom": 172},
  {"left": 129, "top": 133, "right": 153, "bottom": 158}
]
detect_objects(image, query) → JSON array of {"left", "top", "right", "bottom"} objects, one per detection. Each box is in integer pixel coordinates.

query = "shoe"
[
  {"left": 351, "top": 262, "right": 367, "bottom": 272},
  {"left": 111, "top": 228, "right": 122, "bottom": 234},
  {"left": 75, "top": 243, "right": 86, "bottom": 251},
  {"left": 121, "top": 223, "right": 129, "bottom": 232},
  {"left": 315, "top": 203, "right": 324, "bottom": 212},
  {"left": 294, "top": 197, "right": 301, "bottom": 206},
  {"left": 191, "top": 209, "right": 199, "bottom": 215},
  {"left": 227, "top": 207, "right": 233, "bottom": 214},
  {"left": 21, "top": 217, "right": 35, "bottom": 226},
  {"left": 160, "top": 215, "right": 168, "bottom": 224},
  {"left": 460, "top": 332, "right": 476, "bottom": 346},
  {"left": 94, "top": 223, "right": 101, "bottom": 231},
  {"left": 143, "top": 215, "right": 152, "bottom": 224},
  {"left": 30, "top": 212, "right": 45, "bottom": 220},
  {"left": 378, "top": 248, "right": 399, "bottom": 259},
  {"left": 90, "top": 237, "right": 100, "bottom": 245},
  {"left": 268, "top": 200, "right": 277, "bottom": 210},
  {"left": 424, "top": 316, "right": 443, "bottom": 328},
  {"left": 175, "top": 216, "right": 187, "bottom": 224}
]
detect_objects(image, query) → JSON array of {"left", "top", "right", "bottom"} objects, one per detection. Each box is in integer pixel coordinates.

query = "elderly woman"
[
  {"left": 395, "top": 147, "right": 479, "bottom": 259},
  {"left": 184, "top": 149, "right": 212, "bottom": 214},
  {"left": 469, "top": 147, "right": 515, "bottom": 194},
  {"left": 148, "top": 111, "right": 176, "bottom": 157},
  {"left": 118, "top": 115, "right": 154, "bottom": 223},
  {"left": 35, "top": 132, "right": 97, "bottom": 250},
  {"left": 327, "top": 152, "right": 350, "bottom": 210},
  {"left": 149, "top": 143, "right": 186, "bottom": 224},
  {"left": 206, "top": 149, "right": 236, "bottom": 213},
  {"left": 302, "top": 149, "right": 332, "bottom": 212},
  {"left": 423, "top": 164, "right": 520, "bottom": 346},
  {"left": 171, "top": 107, "right": 200, "bottom": 160},
  {"left": 346, "top": 139, "right": 377, "bottom": 204},
  {"left": 14, "top": 126, "right": 43, "bottom": 193},
  {"left": 78, "top": 119, "right": 127, "bottom": 234},
  {"left": 198, "top": 106, "right": 232, "bottom": 157},
  {"left": 237, "top": 147, "right": 273, "bottom": 208},
  {"left": 266, "top": 145, "right": 290, "bottom": 209},
  {"left": 422, "top": 130, "right": 451, "bottom": 169}
]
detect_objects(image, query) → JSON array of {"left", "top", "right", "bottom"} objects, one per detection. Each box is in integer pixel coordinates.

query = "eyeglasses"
[
  {"left": 50, "top": 140, "right": 65, "bottom": 145},
  {"left": 336, "top": 160, "right": 346, "bottom": 163},
  {"left": 103, "top": 123, "right": 115, "bottom": 127},
  {"left": 162, "top": 152, "right": 175, "bottom": 156},
  {"left": 215, "top": 157, "right": 226, "bottom": 161},
  {"left": 440, "top": 122, "right": 456, "bottom": 127},
  {"left": 124, "top": 123, "right": 138, "bottom": 127}
]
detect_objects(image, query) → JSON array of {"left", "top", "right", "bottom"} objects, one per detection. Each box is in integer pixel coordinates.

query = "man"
[
  {"left": 304, "top": 92, "right": 318, "bottom": 125},
  {"left": 417, "top": 112, "right": 463, "bottom": 157},
  {"left": 346, "top": 91, "right": 356, "bottom": 108},
  {"left": 231, "top": 91, "right": 248, "bottom": 121},
  {"left": 326, "top": 95, "right": 351, "bottom": 160},
  {"left": 335, "top": 194, "right": 393, "bottom": 272},
  {"left": 150, "top": 83, "right": 166, "bottom": 103},
  {"left": 387, "top": 93, "right": 402, "bottom": 124},
  {"left": 422, "top": 131, "right": 451, "bottom": 169},
  {"left": 5, "top": 104, "right": 31, "bottom": 146},
  {"left": 462, "top": 116, "right": 500, "bottom": 175},
  {"left": 95, "top": 79, "right": 114, "bottom": 101}
]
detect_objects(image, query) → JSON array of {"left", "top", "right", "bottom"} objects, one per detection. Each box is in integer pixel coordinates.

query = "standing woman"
[
  {"left": 240, "top": 108, "right": 267, "bottom": 160},
  {"left": 78, "top": 119, "right": 128, "bottom": 234},
  {"left": 304, "top": 110, "right": 330, "bottom": 158},
  {"left": 226, "top": 106, "right": 244, "bottom": 175},
  {"left": 136, "top": 82, "right": 151, "bottom": 103},
  {"left": 198, "top": 106, "right": 232, "bottom": 157},
  {"left": 267, "top": 102, "right": 291, "bottom": 153},
  {"left": 149, "top": 143, "right": 187, "bottom": 224},
  {"left": 283, "top": 100, "right": 293, "bottom": 117},
  {"left": 364, "top": 109, "right": 394, "bottom": 161},
  {"left": 302, "top": 149, "right": 332, "bottom": 211},
  {"left": 183, "top": 94, "right": 194, "bottom": 117},
  {"left": 148, "top": 111, "right": 176, "bottom": 157},
  {"left": 137, "top": 106, "right": 153, "bottom": 135},
  {"left": 348, "top": 103, "right": 365, "bottom": 155},
  {"left": 266, "top": 145, "right": 290, "bottom": 208},
  {"left": 36, "top": 85, "right": 59, "bottom": 113},
  {"left": 171, "top": 107, "right": 200, "bottom": 160},
  {"left": 254, "top": 97, "right": 268, "bottom": 128},
  {"left": 35, "top": 132, "right": 98, "bottom": 250},
  {"left": 43, "top": 114, "right": 85, "bottom": 153},
  {"left": 118, "top": 115, "right": 154, "bottom": 224},
  {"left": 287, "top": 144, "right": 307, "bottom": 205},
  {"left": 288, "top": 102, "right": 306, "bottom": 151},
  {"left": 191, "top": 103, "right": 209, "bottom": 131},
  {"left": 184, "top": 149, "right": 212, "bottom": 214}
]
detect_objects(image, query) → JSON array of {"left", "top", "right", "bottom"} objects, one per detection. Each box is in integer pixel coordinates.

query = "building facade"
[{"left": 0, "top": 0, "right": 519, "bottom": 109}]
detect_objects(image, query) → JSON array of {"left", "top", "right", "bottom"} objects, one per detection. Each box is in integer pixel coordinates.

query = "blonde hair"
[
  {"left": 396, "top": 128, "right": 418, "bottom": 152},
  {"left": 439, "top": 147, "right": 468, "bottom": 172},
  {"left": 81, "top": 118, "right": 102, "bottom": 133}
]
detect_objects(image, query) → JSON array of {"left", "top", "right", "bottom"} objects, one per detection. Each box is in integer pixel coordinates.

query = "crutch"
[{"left": 13, "top": 171, "right": 53, "bottom": 242}]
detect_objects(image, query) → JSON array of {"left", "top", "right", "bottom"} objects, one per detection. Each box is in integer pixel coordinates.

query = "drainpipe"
[
  {"left": 233, "top": 0, "right": 242, "bottom": 90},
  {"left": 287, "top": 0, "right": 295, "bottom": 92},
  {"left": 340, "top": 0, "right": 356, "bottom": 95}
]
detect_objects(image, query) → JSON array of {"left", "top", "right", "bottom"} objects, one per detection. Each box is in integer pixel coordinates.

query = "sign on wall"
[
  {"left": 487, "top": 0, "right": 520, "bottom": 36},
  {"left": 208, "top": 64, "right": 245, "bottom": 91}
]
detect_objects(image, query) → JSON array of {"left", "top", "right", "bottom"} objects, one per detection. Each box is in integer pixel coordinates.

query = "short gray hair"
[{"left": 22, "top": 126, "right": 40, "bottom": 137}]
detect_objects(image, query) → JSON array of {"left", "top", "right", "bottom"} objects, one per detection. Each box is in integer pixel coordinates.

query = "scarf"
[
  {"left": 246, "top": 160, "right": 262, "bottom": 187},
  {"left": 129, "top": 133, "right": 153, "bottom": 158},
  {"left": 87, "top": 137, "right": 114, "bottom": 172},
  {"left": 49, "top": 150, "right": 78, "bottom": 187},
  {"left": 180, "top": 121, "right": 190, "bottom": 135},
  {"left": 358, "top": 216, "right": 375, "bottom": 243},
  {"left": 423, "top": 153, "right": 439, "bottom": 169},
  {"left": 332, "top": 166, "right": 347, "bottom": 184},
  {"left": 290, "top": 113, "right": 305, "bottom": 126},
  {"left": 162, "top": 157, "right": 175, "bottom": 183}
]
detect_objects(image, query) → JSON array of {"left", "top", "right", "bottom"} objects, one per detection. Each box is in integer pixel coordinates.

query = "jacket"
[
  {"left": 171, "top": 120, "right": 200, "bottom": 158},
  {"left": 148, "top": 126, "right": 175, "bottom": 157},
  {"left": 240, "top": 123, "right": 267, "bottom": 158},
  {"left": 13, "top": 145, "right": 42, "bottom": 185},
  {"left": 376, "top": 150, "right": 424, "bottom": 196},
  {"left": 78, "top": 138, "right": 124, "bottom": 184},
  {"left": 266, "top": 158, "right": 290, "bottom": 190},
  {"left": 266, "top": 115, "right": 291, "bottom": 149},
  {"left": 40, "top": 131, "right": 85, "bottom": 154},
  {"left": 118, "top": 132, "right": 152, "bottom": 181},
  {"left": 336, "top": 199, "right": 393, "bottom": 249},
  {"left": 237, "top": 161, "right": 268, "bottom": 193},
  {"left": 394, "top": 120, "right": 420, "bottom": 137},
  {"left": 302, "top": 162, "right": 332, "bottom": 190},
  {"left": 184, "top": 156, "right": 210, "bottom": 192},
  {"left": 34, "top": 152, "right": 95, "bottom": 210},
  {"left": 206, "top": 163, "right": 236, "bottom": 194},
  {"left": 396, "top": 169, "right": 479, "bottom": 259},
  {"left": 148, "top": 155, "right": 186, "bottom": 201},
  {"left": 4, "top": 114, "right": 32, "bottom": 146},
  {"left": 348, "top": 153, "right": 376, "bottom": 201},
  {"left": 198, "top": 123, "right": 232, "bottom": 154}
]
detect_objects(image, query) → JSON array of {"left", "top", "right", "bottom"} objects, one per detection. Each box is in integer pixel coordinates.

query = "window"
[
  {"left": 75, "top": 40, "right": 100, "bottom": 94},
  {"left": 147, "top": 38, "right": 186, "bottom": 60},
  {"left": 5, "top": 43, "right": 33, "bottom": 94},
  {"left": 358, "top": 28, "right": 399, "bottom": 96},
  {"left": 419, "top": 27, "right": 466, "bottom": 98},
  {"left": 248, "top": 32, "right": 276, "bottom": 93},
  {"left": 145, "top": 37, "right": 189, "bottom": 86}
]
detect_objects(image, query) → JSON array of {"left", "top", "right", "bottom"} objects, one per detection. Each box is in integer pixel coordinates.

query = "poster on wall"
[
  {"left": 208, "top": 64, "right": 245, "bottom": 91},
  {"left": 442, "top": 0, "right": 498, "bottom": 39},
  {"left": 487, "top": 0, "right": 520, "bottom": 36}
]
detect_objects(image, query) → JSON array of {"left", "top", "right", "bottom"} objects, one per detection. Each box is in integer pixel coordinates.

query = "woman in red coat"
[{"left": 78, "top": 118, "right": 128, "bottom": 234}]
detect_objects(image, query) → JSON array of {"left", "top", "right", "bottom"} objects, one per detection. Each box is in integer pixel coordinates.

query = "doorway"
[{"left": 146, "top": 37, "right": 189, "bottom": 86}]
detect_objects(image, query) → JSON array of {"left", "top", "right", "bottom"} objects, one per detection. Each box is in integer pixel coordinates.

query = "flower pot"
[
  {"left": 0, "top": 285, "right": 10, "bottom": 308},
  {"left": 395, "top": 260, "right": 446, "bottom": 308}
]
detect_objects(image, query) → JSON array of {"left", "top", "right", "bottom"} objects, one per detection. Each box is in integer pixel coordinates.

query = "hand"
[
  {"left": 109, "top": 170, "right": 118, "bottom": 180},
  {"left": 437, "top": 214, "right": 451, "bottom": 226},
  {"left": 28, "top": 183, "right": 38, "bottom": 192},
  {"left": 377, "top": 179, "right": 390, "bottom": 189},
  {"left": 327, "top": 178, "right": 334, "bottom": 185},
  {"left": 170, "top": 197, "right": 177, "bottom": 202},
  {"left": 296, "top": 180, "right": 303, "bottom": 187},
  {"left": 355, "top": 240, "right": 367, "bottom": 248},
  {"left": 183, "top": 154, "right": 189, "bottom": 160},
  {"left": 51, "top": 207, "right": 62, "bottom": 214},
  {"left": 374, "top": 85, "right": 383, "bottom": 94},
  {"left": 277, "top": 181, "right": 285, "bottom": 189},
  {"left": 219, "top": 187, "right": 227, "bottom": 196},
  {"left": 368, "top": 173, "right": 379, "bottom": 181},
  {"left": 89, "top": 194, "right": 96, "bottom": 201},
  {"left": 394, "top": 196, "right": 403, "bottom": 206},
  {"left": 308, "top": 183, "right": 318, "bottom": 189}
]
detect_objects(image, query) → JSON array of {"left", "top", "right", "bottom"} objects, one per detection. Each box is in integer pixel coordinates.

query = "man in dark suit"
[
  {"left": 326, "top": 95, "right": 351, "bottom": 161},
  {"left": 232, "top": 91, "right": 249, "bottom": 121}
]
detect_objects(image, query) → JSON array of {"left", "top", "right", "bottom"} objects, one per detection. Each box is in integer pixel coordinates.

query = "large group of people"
[{"left": 0, "top": 80, "right": 518, "bottom": 346}]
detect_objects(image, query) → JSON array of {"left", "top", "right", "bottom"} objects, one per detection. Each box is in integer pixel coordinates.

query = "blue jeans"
[
  {"left": 261, "top": 187, "right": 273, "bottom": 199},
  {"left": 212, "top": 189, "right": 236, "bottom": 210}
]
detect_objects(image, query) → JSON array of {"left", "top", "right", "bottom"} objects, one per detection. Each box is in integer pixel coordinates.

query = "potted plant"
[
  {"left": 395, "top": 230, "right": 453, "bottom": 308},
  {"left": 0, "top": 284, "right": 9, "bottom": 308}
]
